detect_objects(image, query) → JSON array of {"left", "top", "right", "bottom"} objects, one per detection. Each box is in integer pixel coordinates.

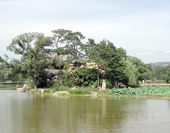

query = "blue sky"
[{"left": 0, "top": 0, "right": 170, "bottom": 63}]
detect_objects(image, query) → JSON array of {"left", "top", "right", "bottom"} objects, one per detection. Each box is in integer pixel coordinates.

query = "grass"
[
  {"left": 42, "top": 87, "right": 98, "bottom": 95},
  {"left": 43, "top": 89, "right": 51, "bottom": 93},
  {"left": 70, "top": 89, "right": 84, "bottom": 94},
  {"left": 30, "top": 86, "right": 170, "bottom": 97},
  {"left": 69, "top": 87, "right": 98, "bottom": 95},
  {"left": 29, "top": 89, "right": 42, "bottom": 94}
]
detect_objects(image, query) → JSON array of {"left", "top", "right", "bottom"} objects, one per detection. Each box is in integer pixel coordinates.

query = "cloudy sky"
[{"left": 0, "top": 0, "right": 170, "bottom": 63}]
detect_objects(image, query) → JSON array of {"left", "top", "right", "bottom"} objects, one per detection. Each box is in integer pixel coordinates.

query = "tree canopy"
[
  {"left": 84, "top": 40, "right": 127, "bottom": 88},
  {"left": 6, "top": 32, "right": 53, "bottom": 89},
  {"left": 52, "top": 29, "right": 85, "bottom": 58},
  {"left": 166, "top": 68, "right": 170, "bottom": 83},
  {"left": 1, "top": 29, "right": 149, "bottom": 89}
]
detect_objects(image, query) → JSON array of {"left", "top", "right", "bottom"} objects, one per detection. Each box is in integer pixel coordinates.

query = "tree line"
[
  {"left": 145, "top": 64, "right": 170, "bottom": 82},
  {"left": 0, "top": 29, "right": 148, "bottom": 89}
]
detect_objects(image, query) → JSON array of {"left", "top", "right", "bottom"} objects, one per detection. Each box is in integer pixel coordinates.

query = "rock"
[
  {"left": 102, "top": 80, "right": 107, "bottom": 90},
  {"left": 53, "top": 91, "right": 69, "bottom": 96},
  {"left": 23, "top": 84, "right": 27, "bottom": 89},
  {"left": 40, "top": 89, "right": 44, "bottom": 93},
  {"left": 91, "top": 91, "right": 98, "bottom": 96},
  {"left": 71, "top": 86, "right": 77, "bottom": 90}
]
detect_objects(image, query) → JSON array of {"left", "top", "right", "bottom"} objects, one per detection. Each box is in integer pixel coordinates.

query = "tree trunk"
[
  {"left": 97, "top": 65, "right": 100, "bottom": 89},
  {"left": 55, "top": 37, "right": 61, "bottom": 49},
  {"left": 32, "top": 77, "right": 37, "bottom": 89}
]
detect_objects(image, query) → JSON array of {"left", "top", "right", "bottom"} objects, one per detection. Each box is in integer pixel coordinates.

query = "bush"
[
  {"left": 62, "top": 67, "right": 99, "bottom": 87},
  {"left": 28, "top": 84, "right": 34, "bottom": 89},
  {"left": 43, "top": 89, "right": 50, "bottom": 93},
  {"left": 69, "top": 87, "right": 97, "bottom": 94},
  {"left": 72, "top": 67, "right": 98, "bottom": 86},
  {"left": 70, "top": 89, "right": 83, "bottom": 94},
  {"left": 51, "top": 80, "right": 61, "bottom": 89}
]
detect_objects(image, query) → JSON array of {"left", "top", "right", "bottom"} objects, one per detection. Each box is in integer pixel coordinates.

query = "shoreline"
[{"left": 27, "top": 86, "right": 170, "bottom": 99}]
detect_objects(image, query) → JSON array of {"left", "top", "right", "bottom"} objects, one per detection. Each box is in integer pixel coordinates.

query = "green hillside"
[{"left": 149, "top": 62, "right": 170, "bottom": 69}]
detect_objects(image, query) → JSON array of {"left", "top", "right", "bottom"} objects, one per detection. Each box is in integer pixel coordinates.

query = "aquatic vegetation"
[{"left": 111, "top": 86, "right": 170, "bottom": 96}]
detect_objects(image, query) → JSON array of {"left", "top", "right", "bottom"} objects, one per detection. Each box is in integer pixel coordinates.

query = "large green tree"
[
  {"left": 126, "top": 56, "right": 147, "bottom": 81},
  {"left": 85, "top": 39, "right": 126, "bottom": 88},
  {"left": 52, "top": 29, "right": 72, "bottom": 49},
  {"left": 122, "top": 56, "right": 148, "bottom": 87},
  {"left": 52, "top": 29, "right": 85, "bottom": 58},
  {"left": 7, "top": 32, "right": 53, "bottom": 89},
  {"left": 0, "top": 55, "right": 24, "bottom": 83},
  {"left": 123, "top": 59, "right": 140, "bottom": 87}
]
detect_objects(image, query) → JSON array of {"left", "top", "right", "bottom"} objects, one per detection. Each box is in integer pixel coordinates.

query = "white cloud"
[{"left": 164, "top": 50, "right": 170, "bottom": 54}]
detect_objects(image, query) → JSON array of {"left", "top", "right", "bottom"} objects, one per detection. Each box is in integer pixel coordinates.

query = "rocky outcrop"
[{"left": 53, "top": 91, "right": 70, "bottom": 96}]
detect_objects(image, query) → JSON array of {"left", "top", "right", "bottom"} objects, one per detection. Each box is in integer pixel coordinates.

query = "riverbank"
[{"left": 28, "top": 86, "right": 170, "bottom": 97}]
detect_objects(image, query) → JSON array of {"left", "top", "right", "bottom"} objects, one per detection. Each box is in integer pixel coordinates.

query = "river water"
[{"left": 0, "top": 85, "right": 170, "bottom": 133}]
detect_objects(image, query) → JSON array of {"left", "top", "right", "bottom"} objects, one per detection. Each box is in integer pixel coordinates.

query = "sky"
[{"left": 0, "top": 0, "right": 170, "bottom": 63}]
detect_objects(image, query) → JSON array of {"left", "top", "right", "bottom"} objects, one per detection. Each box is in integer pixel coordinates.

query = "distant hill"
[{"left": 149, "top": 62, "right": 170, "bottom": 69}]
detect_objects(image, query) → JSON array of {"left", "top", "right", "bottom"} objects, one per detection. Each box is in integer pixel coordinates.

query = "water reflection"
[
  {"left": 0, "top": 84, "right": 16, "bottom": 90},
  {"left": 1, "top": 86, "right": 170, "bottom": 133}
]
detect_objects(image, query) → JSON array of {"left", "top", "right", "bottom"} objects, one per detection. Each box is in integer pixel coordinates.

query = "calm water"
[{"left": 1, "top": 85, "right": 170, "bottom": 133}]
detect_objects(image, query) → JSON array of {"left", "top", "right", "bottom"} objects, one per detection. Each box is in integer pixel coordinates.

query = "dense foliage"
[
  {"left": 0, "top": 29, "right": 149, "bottom": 88},
  {"left": 84, "top": 40, "right": 127, "bottom": 88},
  {"left": 145, "top": 64, "right": 170, "bottom": 82},
  {"left": 1, "top": 33, "right": 53, "bottom": 89},
  {"left": 123, "top": 56, "right": 147, "bottom": 87},
  {"left": 166, "top": 68, "right": 170, "bottom": 83}
]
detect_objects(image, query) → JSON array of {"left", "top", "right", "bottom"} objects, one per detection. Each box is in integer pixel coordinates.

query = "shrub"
[
  {"left": 43, "top": 89, "right": 50, "bottom": 93},
  {"left": 51, "top": 80, "right": 61, "bottom": 89},
  {"left": 62, "top": 67, "right": 99, "bottom": 87},
  {"left": 72, "top": 67, "right": 98, "bottom": 86},
  {"left": 70, "top": 89, "right": 83, "bottom": 94}
]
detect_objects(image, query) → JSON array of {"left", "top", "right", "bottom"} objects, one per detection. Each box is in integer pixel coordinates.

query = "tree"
[
  {"left": 0, "top": 61, "right": 6, "bottom": 83},
  {"left": 0, "top": 55, "right": 24, "bottom": 83},
  {"left": 126, "top": 56, "right": 147, "bottom": 81},
  {"left": 0, "top": 56, "right": 10, "bottom": 82},
  {"left": 7, "top": 32, "right": 53, "bottom": 89},
  {"left": 145, "top": 64, "right": 153, "bottom": 80},
  {"left": 85, "top": 39, "right": 103, "bottom": 88},
  {"left": 166, "top": 68, "right": 170, "bottom": 83},
  {"left": 52, "top": 29, "right": 85, "bottom": 58},
  {"left": 122, "top": 56, "right": 148, "bottom": 87},
  {"left": 52, "top": 29, "right": 72, "bottom": 49},
  {"left": 85, "top": 39, "right": 126, "bottom": 88},
  {"left": 104, "top": 47, "right": 126, "bottom": 85},
  {"left": 123, "top": 59, "right": 140, "bottom": 87}
]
